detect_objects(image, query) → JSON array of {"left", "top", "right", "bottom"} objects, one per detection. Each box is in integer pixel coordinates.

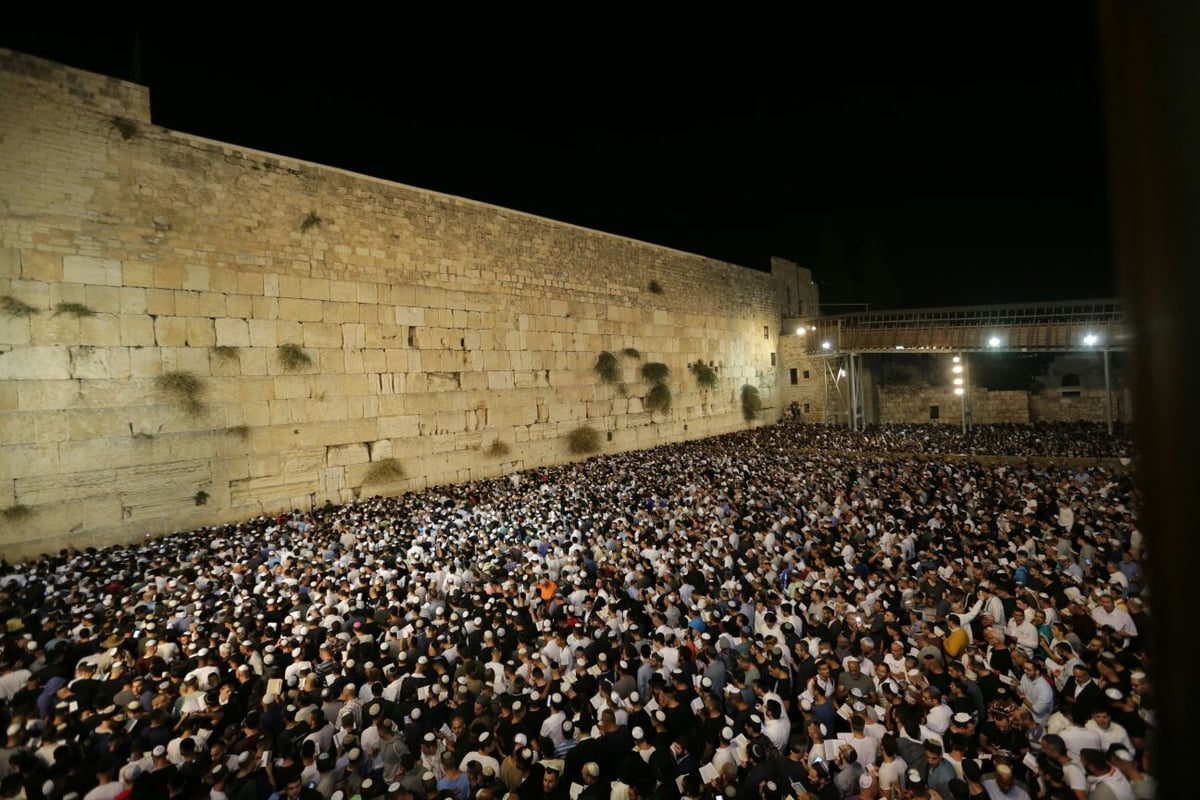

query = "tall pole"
[
  {"left": 959, "top": 351, "right": 967, "bottom": 435},
  {"left": 848, "top": 353, "right": 857, "bottom": 431},
  {"left": 823, "top": 359, "right": 830, "bottom": 424},
  {"left": 1103, "top": 347, "right": 1113, "bottom": 434}
]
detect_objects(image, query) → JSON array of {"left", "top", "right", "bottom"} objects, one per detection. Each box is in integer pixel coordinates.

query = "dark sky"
[{"left": 2, "top": 13, "right": 1114, "bottom": 310}]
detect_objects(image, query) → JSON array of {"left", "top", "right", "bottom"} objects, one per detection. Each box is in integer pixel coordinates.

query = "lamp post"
[{"left": 952, "top": 354, "right": 968, "bottom": 434}]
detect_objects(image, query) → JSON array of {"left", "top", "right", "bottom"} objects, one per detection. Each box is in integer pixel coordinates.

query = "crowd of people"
[
  {"left": 0, "top": 420, "right": 1152, "bottom": 800},
  {"left": 785, "top": 421, "right": 1134, "bottom": 460}
]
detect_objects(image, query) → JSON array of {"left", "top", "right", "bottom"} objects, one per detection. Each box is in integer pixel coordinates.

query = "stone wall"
[
  {"left": 0, "top": 51, "right": 783, "bottom": 557},
  {"left": 878, "top": 386, "right": 1030, "bottom": 424},
  {"left": 777, "top": 335, "right": 827, "bottom": 421},
  {"left": 1030, "top": 388, "right": 1131, "bottom": 423}
]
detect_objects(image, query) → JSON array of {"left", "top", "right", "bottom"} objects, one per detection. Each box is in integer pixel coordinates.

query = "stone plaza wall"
[
  {"left": 878, "top": 386, "right": 1030, "bottom": 424},
  {"left": 0, "top": 51, "right": 783, "bottom": 557}
]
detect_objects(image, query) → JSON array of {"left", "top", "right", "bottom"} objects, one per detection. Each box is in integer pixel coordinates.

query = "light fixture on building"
[
  {"left": 895, "top": 345, "right": 905, "bottom": 350},
  {"left": 953, "top": 377, "right": 963, "bottom": 386},
  {"left": 952, "top": 355, "right": 961, "bottom": 363},
  {"left": 953, "top": 387, "right": 964, "bottom": 396},
  {"left": 796, "top": 327, "right": 806, "bottom": 335},
  {"left": 1084, "top": 333, "right": 1099, "bottom": 346},
  {"left": 952, "top": 365, "right": 963, "bottom": 374},
  {"left": 988, "top": 336, "right": 1001, "bottom": 347},
  {"left": 822, "top": 341, "right": 832, "bottom": 350}
]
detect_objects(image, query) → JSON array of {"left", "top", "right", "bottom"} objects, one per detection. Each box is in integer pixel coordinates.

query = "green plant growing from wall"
[
  {"left": 622, "top": 347, "right": 641, "bottom": 359},
  {"left": 277, "top": 343, "right": 312, "bottom": 372},
  {"left": 226, "top": 425, "right": 250, "bottom": 440},
  {"left": 156, "top": 371, "right": 206, "bottom": 417},
  {"left": 594, "top": 351, "right": 619, "bottom": 383},
  {"left": 648, "top": 279, "right": 663, "bottom": 294},
  {"left": 53, "top": 302, "right": 96, "bottom": 318},
  {"left": 364, "top": 458, "right": 405, "bottom": 484},
  {"left": 1, "top": 296, "right": 39, "bottom": 317},
  {"left": 211, "top": 345, "right": 239, "bottom": 360},
  {"left": 641, "top": 362, "right": 669, "bottom": 383},
  {"left": 741, "top": 384, "right": 763, "bottom": 422},
  {"left": 486, "top": 440, "right": 511, "bottom": 457},
  {"left": 566, "top": 425, "right": 601, "bottom": 455},
  {"left": 300, "top": 211, "right": 322, "bottom": 232},
  {"left": 691, "top": 361, "right": 718, "bottom": 389},
  {"left": 193, "top": 490, "right": 209, "bottom": 506},
  {"left": 0, "top": 505, "right": 32, "bottom": 523},
  {"left": 645, "top": 383, "right": 672, "bottom": 414}
]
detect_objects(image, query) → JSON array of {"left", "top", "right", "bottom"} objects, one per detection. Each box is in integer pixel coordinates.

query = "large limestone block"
[
  {"left": 63, "top": 255, "right": 122, "bottom": 287},
  {"left": 68, "top": 346, "right": 110, "bottom": 379},
  {"left": 302, "top": 322, "right": 342, "bottom": 349},
  {"left": 279, "top": 298, "right": 323, "bottom": 322},
  {"left": 16, "top": 469, "right": 118, "bottom": 505},
  {"left": 153, "top": 317, "right": 187, "bottom": 347},
  {"left": 248, "top": 319, "right": 277, "bottom": 348},
  {"left": 378, "top": 414, "right": 420, "bottom": 439},
  {"left": 0, "top": 316, "right": 31, "bottom": 346},
  {"left": 326, "top": 442, "right": 369, "bottom": 466},
  {"left": 0, "top": 442, "right": 61, "bottom": 480},
  {"left": 0, "top": 346, "right": 70, "bottom": 379},
  {"left": 213, "top": 318, "right": 250, "bottom": 348}
]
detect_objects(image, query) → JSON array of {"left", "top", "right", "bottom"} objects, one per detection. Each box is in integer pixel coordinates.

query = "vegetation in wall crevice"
[
  {"left": 566, "top": 425, "right": 601, "bottom": 454},
  {"left": 155, "top": 371, "right": 206, "bottom": 417}
]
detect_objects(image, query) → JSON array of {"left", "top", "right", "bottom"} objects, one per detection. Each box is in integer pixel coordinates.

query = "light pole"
[{"left": 952, "top": 354, "right": 967, "bottom": 434}]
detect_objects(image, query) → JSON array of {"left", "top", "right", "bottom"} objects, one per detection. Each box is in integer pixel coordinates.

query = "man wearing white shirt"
[
  {"left": 1090, "top": 594, "right": 1137, "bottom": 639},
  {"left": 1005, "top": 609, "right": 1038, "bottom": 657}
]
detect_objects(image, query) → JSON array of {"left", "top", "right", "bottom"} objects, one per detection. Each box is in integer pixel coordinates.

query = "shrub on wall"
[
  {"left": 486, "top": 440, "right": 512, "bottom": 457},
  {"left": 645, "top": 383, "right": 672, "bottom": 414},
  {"left": 690, "top": 361, "right": 718, "bottom": 389},
  {"left": 594, "top": 351, "right": 619, "bottom": 383},
  {"left": 566, "top": 425, "right": 601, "bottom": 454},
  {"left": 53, "top": 302, "right": 96, "bottom": 317},
  {"left": 741, "top": 384, "right": 763, "bottom": 421},
  {"left": 211, "top": 345, "right": 239, "bottom": 360},
  {"left": 364, "top": 458, "right": 404, "bottom": 484},
  {"left": 1, "top": 296, "right": 38, "bottom": 317},
  {"left": 622, "top": 347, "right": 641, "bottom": 359},
  {"left": 641, "top": 362, "right": 669, "bottom": 383},
  {"left": 156, "top": 371, "right": 206, "bottom": 417},
  {"left": 278, "top": 343, "right": 312, "bottom": 372}
]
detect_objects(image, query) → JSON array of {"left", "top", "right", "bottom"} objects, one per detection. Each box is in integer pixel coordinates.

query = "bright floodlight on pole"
[
  {"left": 822, "top": 341, "right": 832, "bottom": 350},
  {"left": 952, "top": 365, "right": 963, "bottom": 374},
  {"left": 988, "top": 336, "right": 1001, "bottom": 347},
  {"left": 796, "top": 327, "right": 806, "bottom": 335},
  {"left": 1084, "top": 332, "right": 1099, "bottom": 346},
  {"left": 953, "top": 377, "right": 963, "bottom": 386},
  {"left": 952, "top": 355, "right": 960, "bottom": 363},
  {"left": 953, "top": 387, "right": 964, "bottom": 396}
]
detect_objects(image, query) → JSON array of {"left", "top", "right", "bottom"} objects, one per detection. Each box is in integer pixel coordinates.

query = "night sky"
[{"left": 2, "top": 13, "right": 1115, "bottom": 311}]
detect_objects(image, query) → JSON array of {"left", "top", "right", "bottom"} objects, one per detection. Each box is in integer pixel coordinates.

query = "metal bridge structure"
[{"left": 784, "top": 298, "right": 1130, "bottom": 433}]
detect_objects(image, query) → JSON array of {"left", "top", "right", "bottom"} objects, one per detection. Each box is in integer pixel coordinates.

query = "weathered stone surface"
[{"left": 0, "top": 52, "right": 799, "bottom": 552}]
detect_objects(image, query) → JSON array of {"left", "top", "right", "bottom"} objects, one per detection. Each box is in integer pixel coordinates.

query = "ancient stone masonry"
[{"left": 0, "top": 51, "right": 786, "bottom": 556}]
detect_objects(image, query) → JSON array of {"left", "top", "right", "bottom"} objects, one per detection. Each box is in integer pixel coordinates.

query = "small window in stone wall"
[
  {"left": 790, "top": 368, "right": 798, "bottom": 385},
  {"left": 408, "top": 326, "right": 417, "bottom": 347},
  {"left": 930, "top": 405, "right": 940, "bottom": 420},
  {"left": 803, "top": 403, "right": 811, "bottom": 413},
  {"left": 770, "top": 352, "right": 777, "bottom": 366},
  {"left": 1061, "top": 390, "right": 1081, "bottom": 398},
  {"left": 803, "top": 370, "right": 810, "bottom": 379},
  {"left": 764, "top": 326, "right": 769, "bottom": 339}
]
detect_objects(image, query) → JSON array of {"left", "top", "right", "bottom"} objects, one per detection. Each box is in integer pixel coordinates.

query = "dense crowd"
[
  {"left": 785, "top": 421, "right": 1134, "bottom": 460},
  {"left": 0, "top": 420, "right": 1152, "bottom": 800}
]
